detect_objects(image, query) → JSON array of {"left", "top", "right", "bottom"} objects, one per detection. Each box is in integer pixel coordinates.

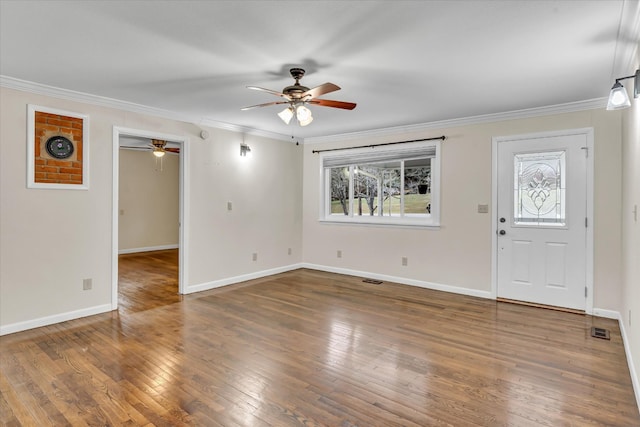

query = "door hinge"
[
  {"left": 585, "top": 287, "right": 588, "bottom": 297},
  {"left": 585, "top": 217, "right": 588, "bottom": 228},
  {"left": 581, "top": 146, "right": 589, "bottom": 157}
]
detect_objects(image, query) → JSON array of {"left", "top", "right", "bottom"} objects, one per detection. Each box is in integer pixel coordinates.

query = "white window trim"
[{"left": 318, "top": 140, "right": 441, "bottom": 228}]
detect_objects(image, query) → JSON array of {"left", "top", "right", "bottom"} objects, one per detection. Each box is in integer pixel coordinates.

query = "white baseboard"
[
  {"left": 0, "top": 304, "right": 113, "bottom": 336},
  {"left": 591, "top": 308, "right": 640, "bottom": 414},
  {"left": 591, "top": 308, "right": 620, "bottom": 319},
  {"left": 186, "top": 263, "right": 305, "bottom": 294},
  {"left": 118, "top": 244, "right": 179, "bottom": 255},
  {"left": 618, "top": 313, "right": 640, "bottom": 414},
  {"left": 300, "top": 263, "right": 493, "bottom": 299}
]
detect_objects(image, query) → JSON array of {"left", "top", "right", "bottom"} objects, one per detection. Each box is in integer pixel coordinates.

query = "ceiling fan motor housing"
[
  {"left": 151, "top": 139, "right": 167, "bottom": 149},
  {"left": 283, "top": 85, "right": 310, "bottom": 99},
  {"left": 282, "top": 68, "right": 311, "bottom": 100},
  {"left": 283, "top": 69, "right": 310, "bottom": 99},
  {"left": 290, "top": 68, "right": 305, "bottom": 80}
]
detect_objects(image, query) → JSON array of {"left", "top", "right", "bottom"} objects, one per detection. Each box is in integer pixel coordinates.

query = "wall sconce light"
[
  {"left": 240, "top": 143, "right": 252, "bottom": 157},
  {"left": 606, "top": 69, "right": 639, "bottom": 110}
]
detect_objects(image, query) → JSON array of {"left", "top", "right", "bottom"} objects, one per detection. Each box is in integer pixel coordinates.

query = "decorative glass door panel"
[{"left": 513, "top": 150, "right": 566, "bottom": 226}]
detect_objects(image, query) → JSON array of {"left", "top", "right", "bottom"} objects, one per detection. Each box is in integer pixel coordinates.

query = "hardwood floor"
[
  {"left": 1, "top": 251, "right": 638, "bottom": 426},
  {"left": 117, "top": 249, "right": 181, "bottom": 316}
]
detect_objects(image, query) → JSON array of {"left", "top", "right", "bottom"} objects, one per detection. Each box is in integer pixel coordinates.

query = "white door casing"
[
  {"left": 112, "top": 127, "right": 190, "bottom": 309},
  {"left": 492, "top": 129, "right": 593, "bottom": 311}
]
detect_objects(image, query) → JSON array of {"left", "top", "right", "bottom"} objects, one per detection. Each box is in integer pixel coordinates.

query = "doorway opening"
[{"left": 111, "top": 127, "right": 189, "bottom": 311}]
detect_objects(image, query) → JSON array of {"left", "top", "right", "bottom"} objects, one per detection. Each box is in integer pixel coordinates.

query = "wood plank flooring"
[
  {"left": 117, "top": 249, "right": 181, "bottom": 316},
  {"left": 1, "top": 250, "right": 638, "bottom": 426}
]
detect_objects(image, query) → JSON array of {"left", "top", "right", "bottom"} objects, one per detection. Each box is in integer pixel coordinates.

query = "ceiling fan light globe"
[
  {"left": 278, "top": 107, "right": 294, "bottom": 124},
  {"left": 299, "top": 115, "right": 314, "bottom": 127},
  {"left": 296, "top": 105, "right": 312, "bottom": 122},
  {"left": 606, "top": 82, "right": 631, "bottom": 110},
  {"left": 153, "top": 148, "right": 166, "bottom": 158}
]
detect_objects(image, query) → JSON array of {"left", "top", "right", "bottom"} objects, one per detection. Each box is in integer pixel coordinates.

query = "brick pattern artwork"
[{"left": 34, "top": 111, "right": 83, "bottom": 185}]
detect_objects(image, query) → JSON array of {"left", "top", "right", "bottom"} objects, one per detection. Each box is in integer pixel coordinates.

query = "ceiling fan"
[
  {"left": 241, "top": 68, "right": 356, "bottom": 126},
  {"left": 120, "top": 139, "right": 179, "bottom": 158}
]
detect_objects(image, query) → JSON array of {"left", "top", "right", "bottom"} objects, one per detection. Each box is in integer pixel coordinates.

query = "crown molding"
[
  {"left": 0, "top": 75, "right": 610, "bottom": 146},
  {"left": 303, "top": 98, "right": 608, "bottom": 144},
  {"left": 611, "top": 0, "right": 640, "bottom": 79},
  {"left": 0, "top": 75, "right": 292, "bottom": 142}
]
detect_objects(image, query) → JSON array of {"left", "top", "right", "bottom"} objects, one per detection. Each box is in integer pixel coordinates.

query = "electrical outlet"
[
  {"left": 288, "top": 248, "right": 292, "bottom": 255},
  {"left": 227, "top": 201, "right": 233, "bottom": 211},
  {"left": 402, "top": 257, "right": 408, "bottom": 266},
  {"left": 252, "top": 252, "right": 257, "bottom": 261},
  {"left": 83, "top": 278, "right": 92, "bottom": 290},
  {"left": 119, "top": 209, "right": 124, "bottom": 216},
  {"left": 477, "top": 204, "right": 489, "bottom": 213},
  {"left": 337, "top": 250, "right": 342, "bottom": 258}
]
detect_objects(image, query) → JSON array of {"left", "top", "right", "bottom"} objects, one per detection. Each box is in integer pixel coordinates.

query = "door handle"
[{"left": 499, "top": 230, "right": 506, "bottom": 235}]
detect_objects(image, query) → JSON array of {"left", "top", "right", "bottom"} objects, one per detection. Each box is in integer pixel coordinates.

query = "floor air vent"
[
  {"left": 362, "top": 278, "right": 383, "bottom": 285},
  {"left": 590, "top": 327, "right": 610, "bottom": 340}
]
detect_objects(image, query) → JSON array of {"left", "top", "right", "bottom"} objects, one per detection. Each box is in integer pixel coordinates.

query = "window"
[
  {"left": 513, "top": 150, "right": 566, "bottom": 226},
  {"left": 320, "top": 140, "right": 440, "bottom": 227}
]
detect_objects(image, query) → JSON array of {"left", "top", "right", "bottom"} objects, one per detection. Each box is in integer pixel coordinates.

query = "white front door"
[{"left": 496, "top": 130, "right": 590, "bottom": 310}]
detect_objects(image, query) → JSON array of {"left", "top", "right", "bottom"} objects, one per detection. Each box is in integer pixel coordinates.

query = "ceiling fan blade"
[
  {"left": 120, "top": 145, "right": 151, "bottom": 150},
  {"left": 241, "top": 101, "right": 290, "bottom": 110},
  {"left": 246, "top": 86, "right": 291, "bottom": 99},
  {"left": 309, "top": 99, "right": 357, "bottom": 110},
  {"left": 165, "top": 147, "right": 180, "bottom": 153},
  {"left": 302, "top": 83, "right": 340, "bottom": 100}
]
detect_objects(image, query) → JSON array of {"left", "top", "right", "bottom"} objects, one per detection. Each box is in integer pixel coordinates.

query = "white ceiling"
[{"left": 1, "top": 1, "right": 638, "bottom": 141}]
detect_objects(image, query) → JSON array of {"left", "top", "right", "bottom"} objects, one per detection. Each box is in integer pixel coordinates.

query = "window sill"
[{"left": 319, "top": 217, "right": 441, "bottom": 229}]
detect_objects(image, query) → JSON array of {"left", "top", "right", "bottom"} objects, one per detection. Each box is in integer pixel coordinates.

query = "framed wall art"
[{"left": 27, "top": 104, "right": 89, "bottom": 190}]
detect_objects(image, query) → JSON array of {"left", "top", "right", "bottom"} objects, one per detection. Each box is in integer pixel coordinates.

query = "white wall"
[
  {"left": 118, "top": 149, "right": 179, "bottom": 252},
  {"left": 302, "top": 109, "right": 623, "bottom": 310},
  {"left": 620, "top": 53, "right": 640, "bottom": 407},
  {"left": 186, "top": 126, "right": 304, "bottom": 289},
  {"left": 0, "top": 87, "right": 303, "bottom": 331}
]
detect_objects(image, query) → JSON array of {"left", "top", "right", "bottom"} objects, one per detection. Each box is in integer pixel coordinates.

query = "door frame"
[
  {"left": 491, "top": 128, "right": 594, "bottom": 313},
  {"left": 111, "top": 126, "right": 190, "bottom": 310}
]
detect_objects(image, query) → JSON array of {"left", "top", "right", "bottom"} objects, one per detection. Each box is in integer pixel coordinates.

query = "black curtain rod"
[{"left": 311, "top": 135, "right": 446, "bottom": 154}]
